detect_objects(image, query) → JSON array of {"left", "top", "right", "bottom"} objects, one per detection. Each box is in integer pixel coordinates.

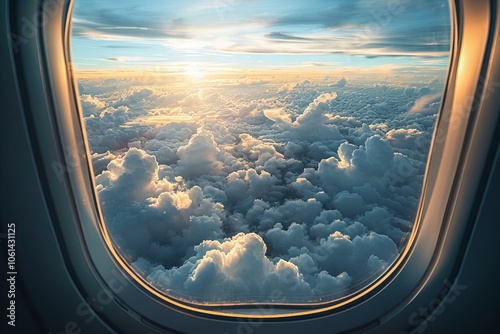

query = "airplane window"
[{"left": 71, "top": 0, "right": 451, "bottom": 312}]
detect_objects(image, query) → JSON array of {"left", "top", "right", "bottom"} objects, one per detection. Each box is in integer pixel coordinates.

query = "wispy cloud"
[{"left": 102, "top": 57, "right": 123, "bottom": 62}]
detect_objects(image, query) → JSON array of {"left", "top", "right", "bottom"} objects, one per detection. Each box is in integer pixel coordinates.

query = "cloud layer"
[{"left": 78, "top": 74, "right": 442, "bottom": 304}]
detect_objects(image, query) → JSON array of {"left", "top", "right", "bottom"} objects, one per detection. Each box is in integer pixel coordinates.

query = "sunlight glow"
[{"left": 185, "top": 64, "right": 204, "bottom": 79}]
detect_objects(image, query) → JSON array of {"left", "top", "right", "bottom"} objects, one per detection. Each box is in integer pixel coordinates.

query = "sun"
[{"left": 185, "top": 64, "right": 204, "bottom": 79}]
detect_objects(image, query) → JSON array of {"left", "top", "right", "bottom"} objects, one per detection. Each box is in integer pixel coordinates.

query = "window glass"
[{"left": 71, "top": 0, "right": 451, "bottom": 306}]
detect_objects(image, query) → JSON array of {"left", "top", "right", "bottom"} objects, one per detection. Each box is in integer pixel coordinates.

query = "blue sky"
[{"left": 71, "top": 0, "right": 451, "bottom": 73}]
